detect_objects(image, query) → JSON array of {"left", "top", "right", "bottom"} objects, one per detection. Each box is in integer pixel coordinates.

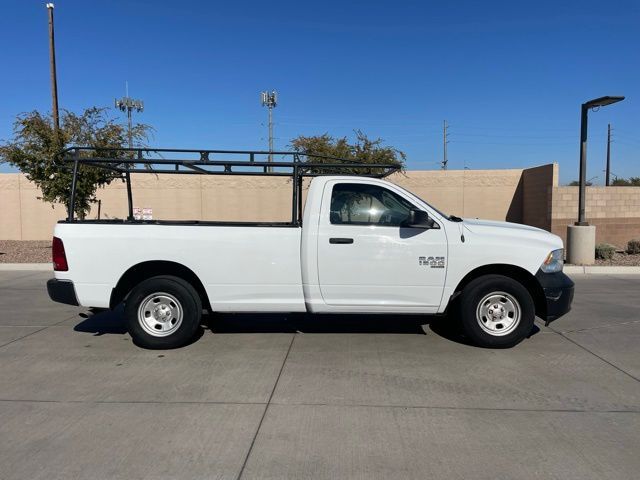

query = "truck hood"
[
  {"left": 461, "top": 218, "right": 563, "bottom": 249},
  {"left": 462, "top": 218, "right": 545, "bottom": 233}
]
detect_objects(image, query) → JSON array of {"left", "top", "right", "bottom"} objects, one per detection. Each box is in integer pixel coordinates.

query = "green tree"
[
  {"left": 290, "top": 130, "right": 405, "bottom": 175},
  {"left": 0, "top": 107, "right": 151, "bottom": 218},
  {"left": 568, "top": 180, "right": 593, "bottom": 186},
  {"left": 612, "top": 177, "right": 640, "bottom": 186},
  {"left": 611, "top": 178, "right": 629, "bottom": 186}
]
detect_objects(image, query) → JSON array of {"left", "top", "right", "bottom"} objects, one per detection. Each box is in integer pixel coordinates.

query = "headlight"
[{"left": 540, "top": 249, "right": 564, "bottom": 273}]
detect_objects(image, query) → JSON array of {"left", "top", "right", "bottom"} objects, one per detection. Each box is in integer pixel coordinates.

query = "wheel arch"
[
  {"left": 110, "top": 260, "right": 211, "bottom": 311},
  {"left": 451, "top": 264, "right": 546, "bottom": 319}
]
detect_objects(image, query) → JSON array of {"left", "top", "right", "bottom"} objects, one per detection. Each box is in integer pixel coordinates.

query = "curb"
[
  {"left": 0, "top": 263, "right": 53, "bottom": 271},
  {"left": 564, "top": 265, "right": 640, "bottom": 275}
]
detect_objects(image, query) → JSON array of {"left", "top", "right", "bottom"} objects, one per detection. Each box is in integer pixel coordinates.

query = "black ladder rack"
[{"left": 59, "top": 146, "right": 401, "bottom": 225}]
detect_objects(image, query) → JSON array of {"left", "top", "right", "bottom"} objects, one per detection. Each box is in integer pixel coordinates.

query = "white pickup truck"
[{"left": 47, "top": 147, "right": 574, "bottom": 349}]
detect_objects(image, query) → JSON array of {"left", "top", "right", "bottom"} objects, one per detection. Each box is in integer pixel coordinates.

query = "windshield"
[{"left": 393, "top": 184, "right": 458, "bottom": 221}]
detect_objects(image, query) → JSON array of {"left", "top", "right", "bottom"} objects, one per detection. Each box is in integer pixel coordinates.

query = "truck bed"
[{"left": 53, "top": 222, "right": 306, "bottom": 311}]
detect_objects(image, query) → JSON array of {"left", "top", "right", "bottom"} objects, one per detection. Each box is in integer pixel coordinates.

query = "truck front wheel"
[
  {"left": 459, "top": 274, "right": 535, "bottom": 348},
  {"left": 125, "top": 276, "right": 202, "bottom": 349}
]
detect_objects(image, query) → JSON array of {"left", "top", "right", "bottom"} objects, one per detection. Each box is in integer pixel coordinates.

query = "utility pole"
[
  {"left": 115, "top": 82, "right": 144, "bottom": 149},
  {"left": 442, "top": 120, "right": 449, "bottom": 170},
  {"left": 261, "top": 91, "right": 278, "bottom": 171},
  {"left": 46, "top": 3, "right": 60, "bottom": 131},
  {"left": 605, "top": 123, "right": 611, "bottom": 186}
]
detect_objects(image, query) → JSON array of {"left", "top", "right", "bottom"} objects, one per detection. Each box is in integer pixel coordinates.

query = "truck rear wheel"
[
  {"left": 125, "top": 276, "right": 202, "bottom": 349},
  {"left": 458, "top": 274, "right": 535, "bottom": 348}
]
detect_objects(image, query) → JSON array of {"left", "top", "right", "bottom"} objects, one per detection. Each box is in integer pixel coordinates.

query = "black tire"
[
  {"left": 124, "top": 275, "right": 202, "bottom": 349},
  {"left": 458, "top": 274, "right": 535, "bottom": 348}
]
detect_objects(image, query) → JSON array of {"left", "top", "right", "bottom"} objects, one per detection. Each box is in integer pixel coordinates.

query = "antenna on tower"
[
  {"left": 261, "top": 90, "right": 278, "bottom": 171},
  {"left": 114, "top": 83, "right": 144, "bottom": 222},
  {"left": 115, "top": 82, "right": 144, "bottom": 149}
]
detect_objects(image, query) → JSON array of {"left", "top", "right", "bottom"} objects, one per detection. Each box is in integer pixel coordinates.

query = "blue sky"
[{"left": 1, "top": 0, "right": 639, "bottom": 184}]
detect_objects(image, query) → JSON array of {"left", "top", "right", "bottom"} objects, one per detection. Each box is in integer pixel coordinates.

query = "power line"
[
  {"left": 451, "top": 140, "right": 575, "bottom": 146},
  {"left": 613, "top": 133, "right": 640, "bottom": 144},
  {"left": 611, "top": 128, "right": 640, "bottom": 136},
  {"left": 451, "top": 132, "right": 575, "bottom": 139},
  {"left": 448, "top": 122, "right": 576, "bottom": 133}
]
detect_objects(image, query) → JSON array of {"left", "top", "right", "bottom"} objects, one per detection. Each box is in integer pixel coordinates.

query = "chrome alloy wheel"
[
  {"left": 137, "top": 292, "right": 183, "bottom": 337},
  {"left": 475, "top": 291, "right": 521, "bottom": 336}
]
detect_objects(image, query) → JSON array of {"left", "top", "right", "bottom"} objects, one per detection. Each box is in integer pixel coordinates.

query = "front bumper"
[
  {"left": 535, "top": 270, "right": 574, "bottom": 325},
  {"left": 47, "top": 278, "right": 79, "bottom": 306}
]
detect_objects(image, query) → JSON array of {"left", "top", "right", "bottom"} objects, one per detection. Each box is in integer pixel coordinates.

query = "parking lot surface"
[{"left": 0, "top": 271, "right": 639, "bottom": 479}]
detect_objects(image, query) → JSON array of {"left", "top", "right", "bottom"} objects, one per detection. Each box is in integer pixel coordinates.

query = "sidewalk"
[
  {"left": 0, "top": 263, "right": 52, "bottom": 271},
  {"left": 563, "top": 265, "right": 640, "bottom": 274}
]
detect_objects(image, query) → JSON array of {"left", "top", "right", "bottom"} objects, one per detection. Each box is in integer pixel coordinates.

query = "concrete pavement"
[{"left": 0, "top": 271, "right": 638, "bottom": 479}]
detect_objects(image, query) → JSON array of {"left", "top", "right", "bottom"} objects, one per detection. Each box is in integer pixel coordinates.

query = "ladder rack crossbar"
[{"left": 59, "top": 146, "right": 402, "bottom": 224}]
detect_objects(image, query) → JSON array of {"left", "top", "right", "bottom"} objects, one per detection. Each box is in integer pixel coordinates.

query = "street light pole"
[
  {"left": 568, "top": 95, "right": 624, "bottom": 265},
  {"left": 576, "top": 103, "right": 589, "bottom": 225},
  {"left": 605, "top": 123, "right": 611, "bottom": 187},
  {"left": 575, "top": 96, "right": 624, "bottom": 226}
]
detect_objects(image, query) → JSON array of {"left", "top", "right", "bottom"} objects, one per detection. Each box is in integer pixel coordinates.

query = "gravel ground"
[
  {"left": 594, "top": 251, "right": 640, "bottom": 266},
  {"left": 0, "top": 241, "right": 51, "bottom": 263}
]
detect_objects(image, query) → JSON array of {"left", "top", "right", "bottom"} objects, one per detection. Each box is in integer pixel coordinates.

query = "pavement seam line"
[
  {"left": 0, "top": 398, "right": 267, "bottom": 406},
  {"left": 267, "top": 401, "right": 640, "bottom": 414},
  {"left": 0, "top": 312, "right": 80, "bottom": 349},
  {"left": 0, "top": 397, "right": 636, "bottom": 414},
  {"left": 0, "top": 325, "right": 56, "bottom": 349},
  {"left": 236, "top": 333, "right": 296, "bottom": 480},
  {"left": 558, "top": 319, "right": 640, "bottom": 334},
  {"left": 549, "top": 326, "right": 640, "bottom": 383}
]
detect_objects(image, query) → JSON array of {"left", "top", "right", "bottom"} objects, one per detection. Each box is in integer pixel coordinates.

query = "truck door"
[{"left": 317, "top": 180, "right": 447, "bottom": 310}]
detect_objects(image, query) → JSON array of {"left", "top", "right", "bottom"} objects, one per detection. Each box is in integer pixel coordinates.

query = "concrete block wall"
[
  {"left": 0, "top": 174, "right": 68, "bottom": 241},
  {"left": 93, "top": 175, "right": 295, "bottom": 224},
  {"left": 551, "top": 186, "right": 640, "bottom": 248},
  {"left": 0, "top": 168, "right": 528, "bottom": 240},
  {"left": 9, "top": 163, "right": 638, "bottom": 247},
  {"left": 521, "top": 164, "right": 558, "bottom": 230},
  {"left": 390, "top": 169, "right": 524, "bottom": 221}
]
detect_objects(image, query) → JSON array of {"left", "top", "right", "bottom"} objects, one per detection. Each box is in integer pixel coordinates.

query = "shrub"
[
  {"left": 595, "top": 243, "right": 616, "bottom": 260},
  {"left": 627, "top": 239, "right": 640, "bottom": 255}
]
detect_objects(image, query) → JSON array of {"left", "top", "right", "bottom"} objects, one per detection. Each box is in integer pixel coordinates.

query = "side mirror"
[{"left": 402, "top": 209, "right": 437, "bottom": 229}]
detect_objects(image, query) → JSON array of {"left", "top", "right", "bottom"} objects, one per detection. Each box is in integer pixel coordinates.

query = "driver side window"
[{"left": 330, "top": 183, "right": 414, "bottom": 226}]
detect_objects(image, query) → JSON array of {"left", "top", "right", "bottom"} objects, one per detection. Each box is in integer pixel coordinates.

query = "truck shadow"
[
  {"left": 207, "top": 312, "right": 432, "bottom": 334},
  {"left": 73, "top": 306, "right": 500, "bottom": 346},
  {"left": 74, "top": 306, "right": 128, "bottom": 335},
  {"left": 209, "top": 312, "right": 491, "bottom": 346},
  {"left": 74, "top": 308, "right": 436, "bottom": 335}
]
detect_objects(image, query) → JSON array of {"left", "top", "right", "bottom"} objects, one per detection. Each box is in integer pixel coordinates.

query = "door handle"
[{"left": 329, "top": 237, "right": 354, "bottom": 244}]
